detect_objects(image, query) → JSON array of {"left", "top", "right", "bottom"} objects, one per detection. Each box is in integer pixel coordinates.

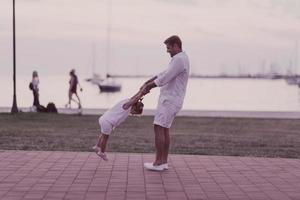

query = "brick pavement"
[{"left": 0, "top": 150, "right": 299, "bottom": 200}]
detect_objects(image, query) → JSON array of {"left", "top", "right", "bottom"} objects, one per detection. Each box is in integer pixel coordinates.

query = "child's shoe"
[{"left": 92, "top": 146, "right": 108, "bottom": 161}]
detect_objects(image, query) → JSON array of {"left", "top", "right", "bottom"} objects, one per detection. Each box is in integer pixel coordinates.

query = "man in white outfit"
[{"left": 141, "top": 35, "right": 190, "bottom": 171}]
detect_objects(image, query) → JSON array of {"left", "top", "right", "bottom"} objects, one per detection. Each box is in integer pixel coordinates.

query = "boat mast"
[
  {"left": 296, "top": 40, "right": 298, "bottom": 76},
  {"left": 105, "top": 0, "right": 112, "bottom": 78},
  {"left": 92, "top": 42, "right": 96, "bottom": 75}
]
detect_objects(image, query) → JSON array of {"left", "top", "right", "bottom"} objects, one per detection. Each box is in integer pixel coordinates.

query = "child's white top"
[{"left": 100, "top": 99, "right": 131, "bottom": 128}]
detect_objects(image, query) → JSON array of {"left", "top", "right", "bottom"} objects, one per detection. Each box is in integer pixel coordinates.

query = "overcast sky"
[{"left": 1, "top": 0, "right": 300, "bottom": 78}]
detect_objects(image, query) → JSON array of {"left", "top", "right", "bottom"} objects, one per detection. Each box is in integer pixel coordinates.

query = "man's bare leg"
[
  {"left": 162, "top": 128, "right": 170, "bottom": 164},
  {"left": 154, "top": 124, "right": 165, "bottom": 165}
]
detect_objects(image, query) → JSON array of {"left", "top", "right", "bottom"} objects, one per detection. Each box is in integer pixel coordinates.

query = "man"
[{"left": 141, "top": 35, "right": 190, "bottom": 171}]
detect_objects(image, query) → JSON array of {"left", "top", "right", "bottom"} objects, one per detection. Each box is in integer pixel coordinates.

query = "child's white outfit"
[{"left": 98, "top": 99, "right": 131, "bottom": 135}]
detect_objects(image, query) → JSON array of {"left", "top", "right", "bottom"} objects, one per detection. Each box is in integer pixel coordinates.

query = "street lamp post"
[{"left": 11, "top": 0, "right": 18, "bottom": 113}]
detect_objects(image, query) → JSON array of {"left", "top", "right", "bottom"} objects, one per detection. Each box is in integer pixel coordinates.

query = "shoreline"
[{"left": 1, "top": 106, "right": 300, "bottom": 119}]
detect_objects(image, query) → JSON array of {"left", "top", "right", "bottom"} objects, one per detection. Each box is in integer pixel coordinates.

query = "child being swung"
[{"left": 93, "top": 89, "right": 147, "bottom": 160}]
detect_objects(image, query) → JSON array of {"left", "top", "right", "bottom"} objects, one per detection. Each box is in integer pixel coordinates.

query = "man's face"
[{"left": 166, "top": 44, "right": 177, "bottom": 57}]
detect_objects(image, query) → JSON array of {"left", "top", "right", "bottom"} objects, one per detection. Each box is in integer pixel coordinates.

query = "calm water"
[{"left": 1, "top": 76, "right": 300, "bottom": 111}]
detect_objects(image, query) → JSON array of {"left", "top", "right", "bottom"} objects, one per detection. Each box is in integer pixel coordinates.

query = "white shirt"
[
  {"left": 100, "top": 99, "right": 131, "bottom": 128},
  {"left": 154, "top": 51, "right": 190, "bottom": 108}
]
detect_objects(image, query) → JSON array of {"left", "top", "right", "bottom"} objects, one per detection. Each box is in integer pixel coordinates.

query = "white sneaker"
[
  {"left": 161, "top": 163, "right": 168, "bottom": 170},
  {"left": 144, "top": 162, "right": 164, "bottom": 171}
]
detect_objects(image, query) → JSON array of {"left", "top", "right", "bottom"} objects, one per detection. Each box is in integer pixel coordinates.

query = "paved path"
[{"left": 0, "top": 151, "right": 300, "bottom": 200}]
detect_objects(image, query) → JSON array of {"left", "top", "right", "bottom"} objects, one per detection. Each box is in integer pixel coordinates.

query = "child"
[{"left": 93, "top": 90, "right": 146, "bottom": 161}]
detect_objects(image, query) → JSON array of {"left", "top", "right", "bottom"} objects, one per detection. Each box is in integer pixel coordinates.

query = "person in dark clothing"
[{"left": 65, "top": 69, "right": 82, "bottom": 109}]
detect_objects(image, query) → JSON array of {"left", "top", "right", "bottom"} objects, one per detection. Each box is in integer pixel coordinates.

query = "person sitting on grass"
[{"left": 93, "top": 89, "right": 147, "bottom": 161}]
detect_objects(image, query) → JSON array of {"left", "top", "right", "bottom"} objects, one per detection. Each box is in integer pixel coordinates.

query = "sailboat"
[
  {"left": 285, "top": 41, "right": 299, "bottom": 86},
  {"left": 98, "top": 74, "right": 121, "bottom": 92},
  {"left": 86, "top": 46, "right": 121, "bottom": 92},
  {"left": 85, "top": 73, "right": 104, "bottom": 85},
  {"left": 86, "top": 0, "right": 121, "bottom": 93}
]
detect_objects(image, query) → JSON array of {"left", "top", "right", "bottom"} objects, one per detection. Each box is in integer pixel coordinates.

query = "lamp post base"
[{"left": 11, "top": 94, "right": 18, "bottom": 113}]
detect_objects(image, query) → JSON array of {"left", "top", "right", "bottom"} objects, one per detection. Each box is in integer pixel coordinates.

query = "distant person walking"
[
  {"left": 65, "top": 69, "right": 83, "bottom": 109},
  {"left": 30, "top": 71, "right": 40, "bottom": 107},
  {"left": 141, "top": 35, "right": 190, "bottom": 171}
]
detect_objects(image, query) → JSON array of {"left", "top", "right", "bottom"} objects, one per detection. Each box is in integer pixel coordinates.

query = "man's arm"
[
  {"left": 140, "top": 76, "right": 157, "bottom": 90},
  {"left": 145, "top": 76, "right": 157, "bottom": 84}
]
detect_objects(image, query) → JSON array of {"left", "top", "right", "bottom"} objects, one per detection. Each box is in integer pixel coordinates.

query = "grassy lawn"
[{"left": 0, "top": 113, "right": 300, "bottom": 158}]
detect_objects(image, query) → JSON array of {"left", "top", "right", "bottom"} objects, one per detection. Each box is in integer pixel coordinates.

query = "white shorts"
[
  {"left": 98, "top": 117, "right": 113, "bottom": 135},
  {"left": 154, "top": 100, "right": 181, "bottom": 128}
]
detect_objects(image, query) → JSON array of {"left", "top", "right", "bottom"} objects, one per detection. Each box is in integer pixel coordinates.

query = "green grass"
[{"left": 0, "top": 113, "right": 300, "bottom": 158}]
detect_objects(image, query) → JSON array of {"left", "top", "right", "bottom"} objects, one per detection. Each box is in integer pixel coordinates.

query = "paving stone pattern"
[{"left": 0, "top": 151, "right": 300, "bottom": 200}]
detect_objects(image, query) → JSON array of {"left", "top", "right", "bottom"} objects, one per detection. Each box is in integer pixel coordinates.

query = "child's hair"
[{"left": 131, "top": 99, "right": 144, "bottom": 115}]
